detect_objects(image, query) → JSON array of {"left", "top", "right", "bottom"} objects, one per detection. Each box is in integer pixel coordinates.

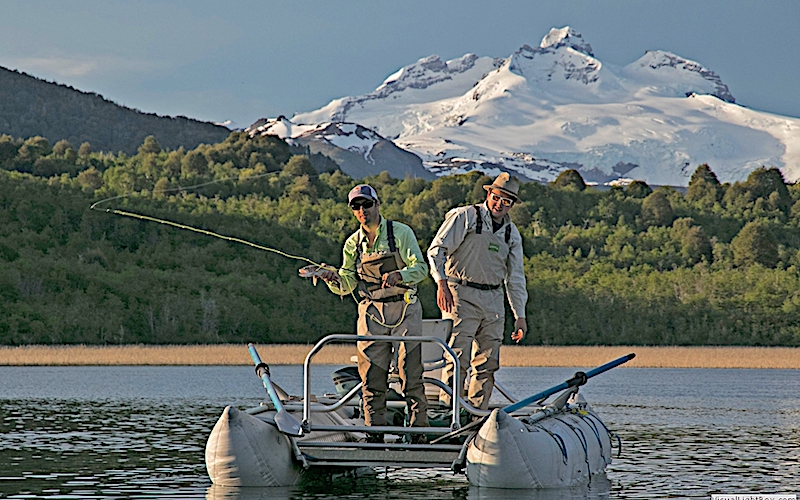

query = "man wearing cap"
[
  {"left": 314, "top": 184, "right": 430, "bottom": 443},
  {"left": 427, "top": 173, "right": 528, "bottom": 411}
]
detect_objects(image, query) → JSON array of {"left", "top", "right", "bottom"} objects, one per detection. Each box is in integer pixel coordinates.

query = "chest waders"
[
  {"left": 445, "top": 205, "right": 512, "bottom": 290},
  {"left": 356, "top": 220, "right": 417, "bottom": 328}
]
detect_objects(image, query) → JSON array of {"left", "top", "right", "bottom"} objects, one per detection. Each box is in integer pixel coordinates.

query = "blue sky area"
[{"left": 2, "top": 0, "right": 798, "bottom": 128}]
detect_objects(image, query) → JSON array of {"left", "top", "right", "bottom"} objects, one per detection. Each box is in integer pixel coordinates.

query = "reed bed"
[
  {"left": 498, "top": 346, "right": 800, "bottom": 369},
  {"left": 0, "top": 344, "right": 353, "bottom": 366},
  {"left": 0, "top": 344, "right": 798, "bottom": 369}
]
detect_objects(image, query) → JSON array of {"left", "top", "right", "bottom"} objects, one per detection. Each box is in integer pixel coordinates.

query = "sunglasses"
[
  {"left": 349, "top": 199, "right": 375, "bottom": 210},
  {"left": 489, "top": 192, "right": 515, "bottom": 207}
]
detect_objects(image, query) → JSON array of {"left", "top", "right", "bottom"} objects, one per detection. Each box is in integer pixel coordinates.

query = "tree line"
[{"left": 2, "top": 131, "right": 800, "bottom": 346}]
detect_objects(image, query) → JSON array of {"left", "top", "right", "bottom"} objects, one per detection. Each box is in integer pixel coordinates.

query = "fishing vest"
[
  {"left": 355, "top": 220, "right": 411, "bottom": 302},
  {"left": 444, "top": 205, "right": 512, "bottom": 290}
]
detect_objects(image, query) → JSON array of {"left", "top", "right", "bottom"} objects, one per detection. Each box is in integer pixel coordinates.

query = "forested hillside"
[
  {"left": 2, "top": 130, "right": 800, "bottom": 346},
  {"left": 0, "top": 66, "right": 230, "bottom": 155}
]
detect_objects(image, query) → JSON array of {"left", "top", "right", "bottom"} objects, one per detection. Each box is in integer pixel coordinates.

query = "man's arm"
[
  {"left": 504, "top": 224, "right": 528, "bottom": 323},
  {"left": 325, "top": 235, "right": 359, "bottom": 296},
  {"left": 427, "top": 207, "right": 472, "bottom": 313},
  {"left": 394, "top": 223, "right": 428, "bottom": 286},
  {"left": 426, "top": 207, "right": 470, "bottom": 283}
]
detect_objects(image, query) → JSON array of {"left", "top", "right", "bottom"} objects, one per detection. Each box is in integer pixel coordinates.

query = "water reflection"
[{"left": 204, "top": 474, "right": 612, "bottom": 500}]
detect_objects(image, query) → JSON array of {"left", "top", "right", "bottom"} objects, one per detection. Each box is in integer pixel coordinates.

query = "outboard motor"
[{"left": 331, "top": 366, "right": 361, "bottom": 397}]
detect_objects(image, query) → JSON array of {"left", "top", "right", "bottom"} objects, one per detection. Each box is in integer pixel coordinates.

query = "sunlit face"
[
  {"left": 486, "top": 189, "right": 515, "bottom": 220},
  {"left": 350, "top": 197, "right": 380, "bottom": 227}
]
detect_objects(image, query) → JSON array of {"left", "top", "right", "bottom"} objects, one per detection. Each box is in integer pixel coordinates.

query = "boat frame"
[{"left": 243, "top": 326, "right": 532, "bottom": 472}]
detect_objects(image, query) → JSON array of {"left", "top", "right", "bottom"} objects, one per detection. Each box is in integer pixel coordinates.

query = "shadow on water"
[{"left": 205, "top": 473, "right": 613, "bottom": 500}]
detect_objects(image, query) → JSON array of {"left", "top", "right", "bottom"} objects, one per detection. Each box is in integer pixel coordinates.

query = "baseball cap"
[{"left": 347, "top": 184, "right": 379, "bottom": 203}]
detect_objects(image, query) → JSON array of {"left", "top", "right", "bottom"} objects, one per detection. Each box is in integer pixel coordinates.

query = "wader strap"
[
  {"left": 387, "top": 220, "right": 396, "bottom": 253},
  {"left": 473, "top": 205, "right": 482, "bottom": 234},
  {"left": 355, "top": 219, "right": 397, "bottom": 259},
  {"left": 475, "top": 204, "right": 511, "bottom": 243}
]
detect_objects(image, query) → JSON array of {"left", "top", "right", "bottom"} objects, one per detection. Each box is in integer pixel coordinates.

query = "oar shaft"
[
  {"left": 248, "top": 343, "right": 285, "bottom": 412},
  {"left": 503, "top": 353, "right": 635, "bottom": 414},
  {"left": 585, "top": 353, "right": 636, "bottom": 378}
]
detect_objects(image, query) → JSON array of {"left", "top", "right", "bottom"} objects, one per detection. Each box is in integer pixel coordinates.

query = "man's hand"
[
  {"left": 511, "top": 317, "right": 527, "bottom": 344},
  {"left": 436, "top": 280, "right": 454, "bottom": 313},
  {"left": 381, "top": 270, "right": 402, "bottom": 288},
  {"left": 316, "top": 263, "right": 341, "bottom": 284}
]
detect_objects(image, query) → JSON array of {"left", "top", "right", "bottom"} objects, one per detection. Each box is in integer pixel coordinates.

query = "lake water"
[{"left": 0, "top": 363, "right": 798, "bottom": 499}]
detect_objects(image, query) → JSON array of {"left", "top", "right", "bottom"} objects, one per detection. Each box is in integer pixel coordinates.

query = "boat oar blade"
[
  {"left": 503, "top": 353, "right": 635, "bottom": 414},
  {"left": 273, "top": 409, "right": 303, "bottom": 437},
  {"left": 247, "top": 343, "right": 303, "bottom": 437}
]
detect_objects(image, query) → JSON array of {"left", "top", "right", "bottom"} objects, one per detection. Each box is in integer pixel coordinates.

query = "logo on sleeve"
[{"left": 488, "top": 242, "right": 499, "bottom": 252}]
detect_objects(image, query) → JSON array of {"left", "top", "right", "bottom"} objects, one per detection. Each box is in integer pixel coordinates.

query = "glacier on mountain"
[{"left": 259, "top": 26, "right": 800, "bottom": 185}]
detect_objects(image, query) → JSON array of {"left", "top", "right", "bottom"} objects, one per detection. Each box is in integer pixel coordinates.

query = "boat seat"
[{"left": 421, "top": 318, "right": 453, "bottom": 370}]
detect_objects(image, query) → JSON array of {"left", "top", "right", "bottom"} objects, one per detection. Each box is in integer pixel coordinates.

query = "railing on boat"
[{"left": 302, "top": 333, "right": 463, "bottom": 434}]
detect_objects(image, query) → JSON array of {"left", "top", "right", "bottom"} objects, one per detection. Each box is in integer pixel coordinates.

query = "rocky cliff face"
[{"left": 248, "top": 118, "right": 433, "bottom": 180}]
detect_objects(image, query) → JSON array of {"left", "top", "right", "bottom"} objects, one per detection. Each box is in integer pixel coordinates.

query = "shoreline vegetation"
[{"left": 0, "top": 344, "right": 798, "bottom": 369}]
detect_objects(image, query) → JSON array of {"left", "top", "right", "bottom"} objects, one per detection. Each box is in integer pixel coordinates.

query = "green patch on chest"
[{"left": 488, "top": 242, "right": 500, "bottom": 253}]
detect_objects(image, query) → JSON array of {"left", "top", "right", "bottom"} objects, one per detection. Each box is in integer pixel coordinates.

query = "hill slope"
[{"left": 0, "top": 66, "right": 231, "bottom": 154}]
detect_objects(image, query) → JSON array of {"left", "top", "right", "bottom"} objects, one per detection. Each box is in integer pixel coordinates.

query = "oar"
[
  {"left": 247, "top": 343, "right": 303, "bottom": 437},
  {"left": 433, "top": 353, "right": 635, "bottom": 446},
  {"left": 502, "top": 352, "right": 636, "bottom": 414}
]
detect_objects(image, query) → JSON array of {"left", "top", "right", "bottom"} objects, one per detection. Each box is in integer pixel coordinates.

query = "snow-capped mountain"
[
  {"left": 259, "top": 26, "right": 800, "bottom": 185},
  {"left": 248, "top": 117, "right": 433, "bottom": 179}
]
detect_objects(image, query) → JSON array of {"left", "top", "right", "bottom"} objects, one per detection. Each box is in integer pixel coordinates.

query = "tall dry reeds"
[
  {"left": 498, "top": 346, "right": 800, "bottom": 369},
  {"left": 0, "top": 344, "right": 798, "bottom": 369}
]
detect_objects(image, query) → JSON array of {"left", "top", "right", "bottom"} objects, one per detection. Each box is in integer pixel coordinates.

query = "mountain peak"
[
  {"left": 539, "top": 26, "right": 594, "bottom": 57},
  {"left": 374, "top": 53, "right": 481, "bottom": 95},
  {"left": 509, "top": 26, "right": 600, "bottom": 84},
  {"left": 627, "top": 50, "right": 735, "bottom": 103}
]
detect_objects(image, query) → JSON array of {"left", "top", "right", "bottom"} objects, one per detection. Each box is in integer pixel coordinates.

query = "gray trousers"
[
  {"left": 439, "top": 283, "right": 505, "bottom": 410},
  {"left": 357, "top": 299, "right": 429, "bottom": 427}
]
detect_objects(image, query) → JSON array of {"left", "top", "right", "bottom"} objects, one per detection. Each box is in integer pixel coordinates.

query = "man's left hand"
[
  {"left": 511, "top": 317, "right": 527, "bottom": 344},
  {"left": 381, "top": 271, "right": 402, "bottom": 288}
]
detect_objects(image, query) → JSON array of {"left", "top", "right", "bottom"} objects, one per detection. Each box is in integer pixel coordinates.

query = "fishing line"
[
  {"left": 89, "top": 171, "right": 324, "bottom": 267},
  {"left": 90, "top": 174, "right": 414, "bottom": 327}
]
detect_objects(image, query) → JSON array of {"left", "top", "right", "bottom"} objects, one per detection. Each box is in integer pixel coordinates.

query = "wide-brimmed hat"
[
  {"left": 483, "top": 173, "right": 520, "bottom": 200},
  {"left": 347, "top": 184, "right": 379, "bottom": 203}
]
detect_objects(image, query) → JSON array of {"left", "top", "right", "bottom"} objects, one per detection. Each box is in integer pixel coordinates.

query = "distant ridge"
[{"left": 0, "top": 66, "right": 231, "bottom": 154}]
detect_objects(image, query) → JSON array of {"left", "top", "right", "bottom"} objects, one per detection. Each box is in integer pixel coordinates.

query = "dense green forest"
[
  {"left": 0, "top": 66, "right": 230, "bottom": 155},
  {"left": 2, "top": 131, "right": 800, "bottom": 346}
]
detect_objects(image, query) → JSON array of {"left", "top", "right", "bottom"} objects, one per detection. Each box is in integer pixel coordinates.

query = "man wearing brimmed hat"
[
  {"left": 313, "top": 184, "right": 430, "bottom": 443},
  {"left": 427, "top": 173, "right": 528, "bottom": 411}
]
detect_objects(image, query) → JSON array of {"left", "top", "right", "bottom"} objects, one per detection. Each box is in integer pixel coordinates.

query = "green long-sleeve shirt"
[{"left": 327, "top": 216, "right": 428, "bottom": 296}]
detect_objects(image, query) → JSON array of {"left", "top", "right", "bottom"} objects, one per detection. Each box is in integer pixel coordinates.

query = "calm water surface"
[{"left": 0, "top": 364, "right": 798, "bottom": 499}]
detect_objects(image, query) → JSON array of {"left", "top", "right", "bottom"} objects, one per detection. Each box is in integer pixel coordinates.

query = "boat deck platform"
[{"left": 295, "top": 440, "right": 463, "bottom": 469}]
